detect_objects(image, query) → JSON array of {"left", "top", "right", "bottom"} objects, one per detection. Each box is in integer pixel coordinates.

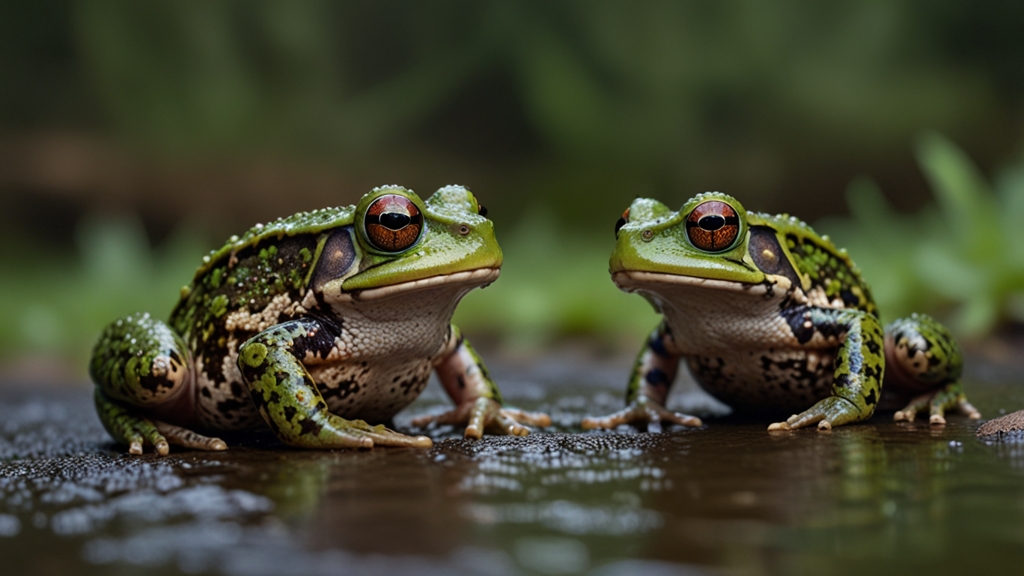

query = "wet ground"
[{"left": 2, "top": 352, "right": 1024, "bottom": 576}]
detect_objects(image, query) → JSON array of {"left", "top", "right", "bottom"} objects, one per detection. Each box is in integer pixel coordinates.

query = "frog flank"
[
  {"left": 582, "top": 192, "right": 980, "bottom": 432},
  {"left": 90, "top": 185, "right": 550, "bottom": 455}
]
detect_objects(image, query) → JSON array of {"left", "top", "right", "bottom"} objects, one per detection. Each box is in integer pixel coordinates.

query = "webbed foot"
[
  {"left": 768, "top": 396, "right": 865, "bottom": 432},
  {"left": 411, "top": 397, "right": 551, "bottom": 438},
  {"left": 581, "top": 397, "right": 702, "bottom": 433},
  {"left": 893, "top": 385, "right": 981, "bottom": 426}
]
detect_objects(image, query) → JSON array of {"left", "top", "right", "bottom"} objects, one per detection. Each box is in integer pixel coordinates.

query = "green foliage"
[
  {"left": 0, "top": 215, "right": 207, "bottom": 367},
  {"left": 454, "top": 211, "right": 659, "bottom": 351},
  {"left": 820, "top": 133, "right": 1024, "bottom": 337}
]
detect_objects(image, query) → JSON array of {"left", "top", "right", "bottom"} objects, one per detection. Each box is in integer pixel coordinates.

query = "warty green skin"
[
  {"left": 581, "top": 192, "right": 980, "bottom": 432},
  {"left": 90, "top": 185, "right": 549, "bottom": 455}
]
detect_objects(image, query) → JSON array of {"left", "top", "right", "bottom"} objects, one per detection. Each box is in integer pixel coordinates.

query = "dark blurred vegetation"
[{"left": 1, "top": 1, "right": 1023, "bottom": 374}]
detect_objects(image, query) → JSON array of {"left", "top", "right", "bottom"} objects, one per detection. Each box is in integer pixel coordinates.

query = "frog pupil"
[
  {"left": 379, "top": 212, "right": 411, "bottom": 230},
  {"left": 698, "top": 215, "right": 726, "bottom": 231}
]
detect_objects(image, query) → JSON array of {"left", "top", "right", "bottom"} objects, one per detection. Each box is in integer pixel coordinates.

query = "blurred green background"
[{"left": 2, "top": 0, "right": 1024, "bottom": 376}]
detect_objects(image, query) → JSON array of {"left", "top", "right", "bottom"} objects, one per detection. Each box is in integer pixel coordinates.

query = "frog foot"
[
  {"left": 580, "top": 398, "right": 702, "bottom": 433},
  {"left": 299, "top": 414, "right": 434, "bottom": 450},
  {"left": 115, "top": 419, "right": 227, "bottom": 456},
  {"left": 411, "top": 397, "right": 551, "bottom": 439},
  {"left": 768, "top": 396, "right": 865, "bottom": 432},
  {"left": 334, "top": 419, "right": 435, "bottom": 448},
  {"left": 893, "top": 388, "right": 981, "bottom": 426},
  {"left": 153, "top": 422, "right": 228, "bottom": 453}
]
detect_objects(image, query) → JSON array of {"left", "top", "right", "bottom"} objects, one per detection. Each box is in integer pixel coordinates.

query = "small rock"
[{"left": 976, "top": 409, "right": 1024, "bottom": 440}]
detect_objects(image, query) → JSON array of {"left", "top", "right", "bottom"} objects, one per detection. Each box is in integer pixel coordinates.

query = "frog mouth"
[
  {"left": 349, "top": 267, "right": 500, "bottom": 300},
  {"left": 612, "top": 270, "right": 783, "bottom": 296}
]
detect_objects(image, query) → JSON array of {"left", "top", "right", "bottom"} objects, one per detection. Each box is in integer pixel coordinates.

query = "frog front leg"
[
  {"left": 90, "top": 313, "right": 226, "bottom": 455},
  {"left": 886, "top": 313, "right": 980, "bottom": 425},
  {"left": 581, "top": 321, "right": 703, "bottom": 433},
  {"left": 237, "top": 318, "right": 432, "bottom": 449},
  {"left": 410, "top": 325, "right": 550, "bottom": 438},
  {"left": 769, "top": 307, "right": 885, "bottom": 431}
]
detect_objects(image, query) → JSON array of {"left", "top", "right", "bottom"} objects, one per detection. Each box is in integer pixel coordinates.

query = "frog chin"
[{"left": 344, "top": 267, "right": 500, "bottom": 301}]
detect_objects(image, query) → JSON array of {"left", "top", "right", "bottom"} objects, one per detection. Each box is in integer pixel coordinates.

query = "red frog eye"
[
  {"left": 364, "top": 194, "right": 423, "bottom": 252},
  {"left": 685, "top": 201, "right": 740, "bottom": 252}
]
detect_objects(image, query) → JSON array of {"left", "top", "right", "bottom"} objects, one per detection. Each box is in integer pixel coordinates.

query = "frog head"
[
  {"left": 611, "top": 192, "right": 777, "bottom": 286},
  {"left": 337, "top": 185, "right": 502, "bottom": 296}
]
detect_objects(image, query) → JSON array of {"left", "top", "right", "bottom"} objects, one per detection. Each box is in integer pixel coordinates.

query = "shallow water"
[{"left": 2, "top": 354, "right": 1024, "bottom": 576}]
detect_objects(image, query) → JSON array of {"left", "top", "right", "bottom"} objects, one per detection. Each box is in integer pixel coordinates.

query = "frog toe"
[
  {"left": 153, "top": 421, "right": 228, "bottom": 451},
  {"left": 413, "top": 397, "right": 545, "bottom": 439},
  {"left": 582, "top": 399, "right": 701, "bottom": 432},
  {"left": 365, "top": 430, "right": 433, "bottom": 448},
  {"left": 772, "top": 397, "right": 864, "bottom": 431},
  {"left": 958, "top": 398, "right": 982, "bottom": 420}
]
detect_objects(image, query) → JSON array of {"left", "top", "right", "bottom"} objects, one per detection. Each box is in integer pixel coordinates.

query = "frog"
[
  {"left": 581, "top": 192, "right": 981, "bottom": 432},
  {"left": 89, "top": 185, "right": 550, "bottom": 455}
]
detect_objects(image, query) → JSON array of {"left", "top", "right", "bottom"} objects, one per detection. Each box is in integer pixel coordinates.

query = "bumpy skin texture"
[
  {"left": 582, "top": 192, "right": 979, "bottom": 432},
  {"left": 90, "top": 185, "right": 549, "bottom": 455}
]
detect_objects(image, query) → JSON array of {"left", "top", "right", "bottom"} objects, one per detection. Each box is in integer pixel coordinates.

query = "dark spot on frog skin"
[
  {"left": 865, "top": 388, "right": 878, "bottom": 406},
  {"left": 840, "top": 289, "right": 859, "bottom": 307},
  {"left": 863, "top": 364, "right": 880, "bottom": 382},
  {"left": 645, "top": 368, "right": 670, "bottom": 387},
  {"left": 269, "top": 391, "right": 282, "bottom": 405},
  {"left": 299, "top": 415, "right": 323, "bottom": 436},
  {"left": 400, "top": 376, "right": 424, "bottom": 395},
  {"left": 138, "top": 373, "right": 171, "bottom": 393},
  {"left": 865, "top": 338, "right": 881, "bottom": 355},
  {"left": 291, "top": 318, "right": 342, "bottom": 361},
  {"left": 216, "top": 397, "right": 250, "bottom": 419},
  {"left": 283, "top": 405, "right": 297, "bottom": 422},
  {"left": 201, "top": 387, "right": 212, "bottom": 398},
  {"left": 647, "top": 330, "right": 671, "bottom": 357},
  {"left": 334, "top": 378, "right": 361, "bottom": 400},
  {"left": 780, "top": 306, "right": 815, "bottom": 344}
]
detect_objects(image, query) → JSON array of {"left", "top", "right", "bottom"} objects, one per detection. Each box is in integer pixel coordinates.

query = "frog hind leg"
[
  {"left": 411, "top": 325, "right": 551, "bottom": 438},
  {"left": 769, "top": 308, "right": 885, "bottom": 431},
  {"left": 237, "top": 318, "right": 432, "bottom": 449},
  {"left": 886, "top": 313, "right": 980, "bottom": 425},
  {"left": 90, "top": 313, "right": 225, "bottom": 454},
  {"left": 580, "top": 321, "right": 703, "bottom": 433}
]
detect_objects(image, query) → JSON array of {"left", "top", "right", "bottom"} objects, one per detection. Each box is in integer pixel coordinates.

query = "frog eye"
[
  {"left": 477, "top": 203, "right": 488, "bottom": 217},
  {"left": 685, "top": 201, "right": 740, "bottom": 252},
  {"left": 614, "top": 208, "right": 630, "bottom": 238},
  {"left": 364, "top": 194, "right": 424, "bottom": 252}
]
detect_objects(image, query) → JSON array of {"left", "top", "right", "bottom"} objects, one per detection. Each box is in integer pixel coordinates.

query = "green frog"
[
  {"left": 90, "top": 185, "right": 549, "bottom": 455},
  {"left": 581, "top": 192, "right": 980, "bottom": 432}
]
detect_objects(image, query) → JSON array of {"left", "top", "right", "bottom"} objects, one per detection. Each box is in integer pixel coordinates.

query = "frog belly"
[
  {"left": 686, "top": 348, "right": 835, "bottom": 415},
  {"left": 310, "top": 358, "right": 433, "bottom": 423}
]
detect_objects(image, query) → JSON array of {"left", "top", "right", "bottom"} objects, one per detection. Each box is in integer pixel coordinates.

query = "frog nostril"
[
  {"left": 698, "top": 215, "right": 726, "bottom": 231},
  {"left": 379, "top": 212, "right": 411, "bottom": 230}
]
